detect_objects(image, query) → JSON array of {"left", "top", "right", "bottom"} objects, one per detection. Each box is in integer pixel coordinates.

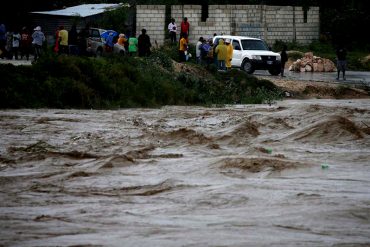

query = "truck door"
[{"left": 232, "top": 39, "right": 242, "bottom": 67}]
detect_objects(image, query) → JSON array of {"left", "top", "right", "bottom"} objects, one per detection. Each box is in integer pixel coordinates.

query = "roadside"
[
  {"left": 0, "top": 57, "right": 33, "bottom": 66},
  {"left": 254, "top": 69, "right": 370, "bottom": 99},
  {"left": 254, "top": 69, "right": 370, "bottom": 85}
]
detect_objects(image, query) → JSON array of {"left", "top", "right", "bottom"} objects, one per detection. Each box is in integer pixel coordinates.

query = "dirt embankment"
[{"left": 261, "top": 77, "right": 369, "bottom": 99}]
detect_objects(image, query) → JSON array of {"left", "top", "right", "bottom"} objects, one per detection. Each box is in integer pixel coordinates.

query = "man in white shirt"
[
  {"left": 196, "top": 37, "right": 204, "bottom": 64},
  {"left": 168, "top": 18, "right": 177, "bottom": 43}
]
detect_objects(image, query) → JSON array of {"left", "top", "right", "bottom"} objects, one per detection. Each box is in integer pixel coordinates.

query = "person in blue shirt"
[{"left": 105, "top": 32, "right": 114, "bottom": 53}]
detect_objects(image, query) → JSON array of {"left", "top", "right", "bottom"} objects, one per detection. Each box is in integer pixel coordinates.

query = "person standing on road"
[
  {"left": 12, "top": 29, "right": 21, "bottom": 60},
  {"left": 280, "top": 44, "right": 288, "bottom": 77},
  {"left": 336, "top": 44, "right": 347, "bottom": 80},
  {"left": 104, "top": 32, "right": 114, "bottom": 53},
  {"left": 31, "top": 26, "right": 45, "bottom": 62},
  {"left": 138, "top": 28, "right": 151, "bottom": 57},
  {"left": 168, "top": 18, "right": 177, "bottom": 44},
  {"left": 215, "top": 38, "right": 227, "bottom": 71},
  {"left": 5, "top": 29, "right": 13, "bottom": 59},
  {"left": 69, "top": 24, "right": 79, "bottom": 55},
  {"left": 53, "top": 26, "right": 60, "bottom": 54},
  {"left": 179, "top": 33, "right": 187, "bottom": 62},
  {"left": 196, "top": 37, "right": 204, "bottom": 64},
  {"left": 58, "top": 26, "right": 69, "bottom": 55},
  {"left": 180, "top": 17, "right": 190, "bottom": 42},
  {"left": 20, "top": 26, "right": 32, "bottom": 60},
  {"left": 225, "top": 38, "right": 233, "bottom": 70},
  {"left": 128, "top": 33, "right": 138, "bottom": 56},
  {"left": 77, "top": 25, "right": 90, "bottom": 56}
]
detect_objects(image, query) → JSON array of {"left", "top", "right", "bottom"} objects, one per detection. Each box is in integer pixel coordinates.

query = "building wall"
[
  {"left": 137, "top": 4, "right": 319, "bottom": 45},
  {"left": 136, "top": 5, "right": 166, "bottom": 48}
]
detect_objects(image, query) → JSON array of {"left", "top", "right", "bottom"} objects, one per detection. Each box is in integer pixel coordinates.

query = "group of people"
[
  {"left": 0, "top": 24, "right": 41, "bottom": 61},
  {"left": 178, "top": 32, "right": 234, "bottom": 71},
  {"left": 115, "top": 28, "right": 152, "bottom": 57},
  {"left": 167, "top": 17, "right": 190, "bottom": 44},
  {"left": 194, "top": 36, "right": 234, "bottom": 71},
  {"left": 0, "top": 22, "right": 154, "bottom": 63},
  {"left": 53, "top": 25, "right": 78, "bottom": 55}
]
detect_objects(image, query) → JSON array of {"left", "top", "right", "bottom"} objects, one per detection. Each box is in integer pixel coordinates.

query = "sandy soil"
[
  {"left": 267, "top": 77, "right": 369, "bottom": 99},
  {"left": 1, "top": 99, "right": 370, "bottom": 246}
]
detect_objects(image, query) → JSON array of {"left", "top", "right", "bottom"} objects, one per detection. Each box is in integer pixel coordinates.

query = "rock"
[
  {"left": 305, "top": 52, "right": 314, "bottom": 59},
  {"left": 289, "top": 52, "right": 336, "bottom": 72},
  {"left": 305, "top": 64, "right": 313, "bottom": 72},
  {"left": 323, "top": 59, "right": 336, "bottom": 72},
  {"left": 313, "top": 63, "right": 318, "bottom": 71},
  {"left": 316, "top": 63, "right": 324, "bottom": 72}
]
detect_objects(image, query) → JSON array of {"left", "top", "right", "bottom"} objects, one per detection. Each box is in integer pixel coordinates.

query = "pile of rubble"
[{"left": 289, "top": 52, "right": 336, "bottom": 72}]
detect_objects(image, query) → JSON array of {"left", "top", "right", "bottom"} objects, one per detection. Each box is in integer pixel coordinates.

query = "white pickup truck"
[
  {"left": 213, "top": 35, "right": 281, "bottom": 75},
  {"left": 86, "top": 28, "right": 125, "bottom": 57}
]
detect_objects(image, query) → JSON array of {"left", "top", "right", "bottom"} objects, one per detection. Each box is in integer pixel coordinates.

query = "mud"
[{"left": 0, "top": 99, "right": 370, "bottom": 246}]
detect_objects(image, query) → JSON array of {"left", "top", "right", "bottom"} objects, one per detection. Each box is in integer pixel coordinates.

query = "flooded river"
[{"left": 1, "top": 99, "right": 370, "bottom": 246}]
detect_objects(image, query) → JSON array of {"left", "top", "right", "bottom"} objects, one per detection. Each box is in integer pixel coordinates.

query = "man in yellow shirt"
[
  {"left": 225, "top": 39, "right": 233, "bottom": 70},
  {"left": 58, "top": 26, "right": 68, "bottom": 54},
  {"left": 179, "top": 33, "right": 187, "bottom": 62}
]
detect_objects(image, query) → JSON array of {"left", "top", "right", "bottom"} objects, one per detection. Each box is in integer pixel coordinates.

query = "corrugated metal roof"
[{"left": 31, "top": 3, "right": 124, "bottom": 17}]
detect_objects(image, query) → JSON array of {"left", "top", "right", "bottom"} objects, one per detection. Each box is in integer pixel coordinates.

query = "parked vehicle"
[
  {"left": 86, "top": 28, "right": 125, "bottom": 56},
  {"left": 213, "top": 35, "right": 281, "bottom": 75}
]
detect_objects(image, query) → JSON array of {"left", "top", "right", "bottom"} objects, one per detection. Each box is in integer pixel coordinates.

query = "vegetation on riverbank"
[{"left": 0, "top": 49, "right": 282, "bottom": 109}]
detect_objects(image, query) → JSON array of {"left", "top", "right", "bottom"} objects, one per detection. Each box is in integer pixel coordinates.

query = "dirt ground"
[
  {"left": 1, "top": 99, "right": 370, "bottom": 246},
  {"left": 265, "top": 76, "right": 370, "bottom": 99}
]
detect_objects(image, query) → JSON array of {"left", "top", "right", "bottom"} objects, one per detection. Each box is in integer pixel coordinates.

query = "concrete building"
[{"left": 136, "top": 4, "right": 320, "bottom": 46}]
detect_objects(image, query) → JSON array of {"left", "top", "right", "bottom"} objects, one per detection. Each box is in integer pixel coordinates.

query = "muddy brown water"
[{"left": 1, "top": 99, "right": 370, "bottom": 246}]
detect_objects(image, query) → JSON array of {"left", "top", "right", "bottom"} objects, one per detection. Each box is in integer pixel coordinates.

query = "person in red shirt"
[
  {"left": 180, "top": 17, "right": 190, "bottom": 42},
  {"left": 20, "top": 27, "right": 32, "bottom": 60}
]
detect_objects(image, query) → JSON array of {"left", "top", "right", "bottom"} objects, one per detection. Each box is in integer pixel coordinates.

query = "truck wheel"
[
  {"left": 268, "top": 67, "right": 281, "bottom": 76},
  {"left": 242, "top": 60, "right": 254, "bottom": 74},
  {"left": 96, "top": 48, "right": 103, "bottom": 57}
]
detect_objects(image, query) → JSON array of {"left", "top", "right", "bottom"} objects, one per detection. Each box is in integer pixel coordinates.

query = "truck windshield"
[{"left": 241, "top": 40, "right": 269, "bottom": 51}]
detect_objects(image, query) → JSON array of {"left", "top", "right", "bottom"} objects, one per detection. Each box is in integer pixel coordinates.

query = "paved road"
[
  {"left": 1, "top": 58, "right": 369, "bottom": 86},
  {"left": 254, "top": 69, "right": 370, "bottom": 85}
]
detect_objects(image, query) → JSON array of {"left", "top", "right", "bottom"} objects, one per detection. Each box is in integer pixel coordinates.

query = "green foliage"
[
  {"left": 0, "top": 47, "right": 283, "bottom": 109},
  {"left": 158, "top": 41, "right": 181, "bottom": 62},
  {"left": 146, "top": 50, "right": 174, "bottom": 71}
]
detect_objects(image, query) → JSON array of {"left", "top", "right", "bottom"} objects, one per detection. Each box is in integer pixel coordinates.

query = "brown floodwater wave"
[{"left": 0, "top": 99, "right": 369, "bottom": 246}]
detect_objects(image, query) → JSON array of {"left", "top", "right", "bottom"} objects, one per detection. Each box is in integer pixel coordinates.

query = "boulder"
[
  {"left": 316, "top": 63, "right": 324, "bottom": 72},
  {"left": 289, "top": 52, "right": 336, "bottom": 72},
  {"left": 305, "top": 64, "right": 313, "bottom": 72}
]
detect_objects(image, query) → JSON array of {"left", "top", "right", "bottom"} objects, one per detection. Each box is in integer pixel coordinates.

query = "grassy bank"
[{"left": 0, "top": 49, "right": 282, "bottom": 109}]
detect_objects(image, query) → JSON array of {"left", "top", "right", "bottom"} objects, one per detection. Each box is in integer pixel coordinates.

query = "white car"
[
  {"left": 213, "top": 35, "right": 281, "bottom": 75},
  {"left": 86, "top": 28, "right": 125, "bottom": 57}
]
